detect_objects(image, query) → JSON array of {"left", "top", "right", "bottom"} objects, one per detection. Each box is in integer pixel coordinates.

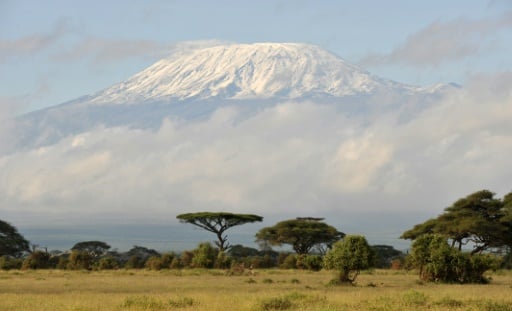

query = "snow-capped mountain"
[
  {"left": 89, "top": 43, "right": 420, "bottom": 104},
  {"left": 10, "top": 42, "right": 456, "bottom": 153}
]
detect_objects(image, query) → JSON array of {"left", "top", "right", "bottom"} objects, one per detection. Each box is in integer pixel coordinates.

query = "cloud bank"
[{"left": 1, "top": 72, "right": 511, "bottom": 245}]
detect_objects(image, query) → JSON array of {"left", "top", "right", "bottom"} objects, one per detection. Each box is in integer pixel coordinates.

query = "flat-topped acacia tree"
[{"left": 176, "top": 212, "right": 263, "bottom": 251}]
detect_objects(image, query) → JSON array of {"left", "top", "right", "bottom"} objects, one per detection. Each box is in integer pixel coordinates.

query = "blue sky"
[
  {"left": 1, "top": 1, "right": 512, "bottom": 252},
  {"left": 2, "top": 0, "right": 511, "bottom": 113}
]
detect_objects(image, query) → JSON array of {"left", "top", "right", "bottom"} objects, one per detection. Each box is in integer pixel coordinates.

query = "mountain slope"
[
  {"left": 10, "top": 42, "right": 456, "bottom": 153},
  {"left": 88, "top": 42, "right": 421, "bottom": 104}
]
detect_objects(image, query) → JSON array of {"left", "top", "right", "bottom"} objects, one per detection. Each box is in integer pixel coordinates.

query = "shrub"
[
  {"left": 124, "top": 255, "right": 145, "bottom": 269},
  {"left": 67, "top": 250, "right": 93, "bottom": 270},
  {"left": 302, "top": 254, "right": 323, "bottom": 271},
  {"left": 21, "top": 251, "right": 51, "bottom": 270},
  {"left": 280, "top": 254, "right": 297, "bottom": 269},
  {"left": 215, "top": 251, "right": 232, "bottom": 269},
  {"left": 56, "top": 255, "right": 69, "bottom": 269},
  {"left": 179, "top": 251, "right": 194, "bottom": 268},
  {"left": 191, "top": 242, "right": 218, "bottom": 268},
  {"left": 170, "top": 257, "right": 182, "bottom": 269},
  {"left": 0, "top": 256, "right": 23, "bottom": 270},
  {"left": 160, "top": 253, "right": 175, "bottom": 268},
  {"left": 409, "top": 234, "right": 498, "bottom": 283},
  {"left": 145, "top": 256, "right": 164, "bottom": 270},
  {"left": 96, "top": 256, "right": 119, "bottom": 270}
]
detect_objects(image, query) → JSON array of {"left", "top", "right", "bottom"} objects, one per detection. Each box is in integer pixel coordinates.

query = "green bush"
[
  {"left": 409, "top": 234, "right": 498, "bottom": 283},
  {"left": 191, "top": 242, "right": 218, "bottom": 268},
  {"left": 323, "top": 235, "right": 373, "bottom": 284},
  {"left": 302, "top": 254, "right": 323, "bottom": 271},
  {"left": 0, "top": 256, "right": 23, "bottom": 270}
]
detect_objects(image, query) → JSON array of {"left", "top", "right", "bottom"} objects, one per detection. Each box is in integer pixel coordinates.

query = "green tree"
[
  {"left": 71, "top": 241, "right": 111, "bottom": 257},
  {"left": 0, "top": 219, "right": 30, "bottom": 257},
  {"left": 177, "top": 212, "right": 263, "bottom": 251},
  {"left": 255, "top": 218, "right": 344, "bottom": 255},
  {"left": 409, "top": 234, "right": 497, "bottom": 283},
  {"left": 323, "top": 235, "right": 373, "bottom": 284},
  {"left": 402, "top": 190, "right": 511, "bottom": 254}
]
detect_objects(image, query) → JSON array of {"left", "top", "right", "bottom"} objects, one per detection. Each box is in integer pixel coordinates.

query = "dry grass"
[{"left": 0, "top": 269, "right": 511, "bottom": 310}]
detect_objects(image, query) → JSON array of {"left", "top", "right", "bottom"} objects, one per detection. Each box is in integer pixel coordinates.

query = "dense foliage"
[
  {"left": 401, "top": 189, "right": 512, "bottom": 283},
  {"left": 71, "top": 241, "right": 111, "bottom": 257},
  {"left": 323, "top": 235, "right": 373, "bottom": 284},
  {"left": 0, "top": 219, "right": 30, "bottom": 257},
  {"left": 409, "top": 234, "right": 498, "bottom": 283},
  {"left": 255, "top": 218, "right": 344, "bottom": 254},
  {"left": 402, "top": 190, "right": 512, "bottom": 254}
]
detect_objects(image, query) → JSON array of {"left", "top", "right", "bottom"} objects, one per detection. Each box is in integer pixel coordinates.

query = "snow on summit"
[{"left": 90, "top": 43, "right": 414, "bottom": 104}]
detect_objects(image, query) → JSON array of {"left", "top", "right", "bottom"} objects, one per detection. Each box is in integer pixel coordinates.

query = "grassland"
[{"left": 1, "top": 269, "right": 511, "bottom": 310}]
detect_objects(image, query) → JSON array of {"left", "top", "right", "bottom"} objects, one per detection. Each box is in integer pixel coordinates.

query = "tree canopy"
[
  {"left": 401, "top": 190, "right": 512, "bottom": 254},
  {"left": 255, "top": 218, "right": 344, "bottom": 254},
  {"left": 71, "top": 241, "right": 111, "bottom": 257},
  {"left": 323, "top": 235, "right": 373, "bottom": 284},
  {"left": 176, "top": 212, "right": 263, "bottom": 251},
  {"left": 0, "top": 219, "right": 30, "bottom": 258}
]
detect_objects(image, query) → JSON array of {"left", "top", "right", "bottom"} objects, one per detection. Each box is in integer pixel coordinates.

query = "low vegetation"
[
  {"left": 1, "top": 269, "right": 512, "bottom": 310},
  {"left": 1, "top": 189, "right": 512, "bottom": 309}
]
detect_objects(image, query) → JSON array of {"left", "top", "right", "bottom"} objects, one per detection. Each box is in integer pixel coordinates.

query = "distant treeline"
[{"left": 0, "top": 241, "right": 403, "bottom": 271}]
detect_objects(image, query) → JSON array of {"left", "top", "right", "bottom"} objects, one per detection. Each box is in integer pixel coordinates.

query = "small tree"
[
  {"left": 177, "top": 212, "right": 263, "bottom": 251},
  {"left": 323, "top": 235, "right": 373, "bottom": 284},
  {"left": 256, "top": 218, "right": 344, "bottom": 254},
  {"left": 0, "top": 219, "right": 30, "bottom": 257}
]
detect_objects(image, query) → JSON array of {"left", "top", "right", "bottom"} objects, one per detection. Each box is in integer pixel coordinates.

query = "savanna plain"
[{"left": 1, "top": 269, "right": 511, "bottom": 311}]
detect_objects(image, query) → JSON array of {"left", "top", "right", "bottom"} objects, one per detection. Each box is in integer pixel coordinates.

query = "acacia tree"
[
  {"left": 401, "top": 190, "right": 511, "bottom": 254},
  {"left": 255, "top": 218, "right": 344, "bottom": 254},
  {"left": 176, "top": 212, "right": 263, "bottom": 251},
  {"left": 323, "top": 235, "right": 373, "bottom": 284},
  {"left": 71, "top": 241, "right": 111, "bottom": 257},
  {"left": 0, "top": 219, "right": 30, "bottom": 258}
]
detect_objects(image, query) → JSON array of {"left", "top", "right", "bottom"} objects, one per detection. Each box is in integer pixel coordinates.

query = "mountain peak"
[{"left": 89, "top": 42, "right": 411, "bottom": 104}]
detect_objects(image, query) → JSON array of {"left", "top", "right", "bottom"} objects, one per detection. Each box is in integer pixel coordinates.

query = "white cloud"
[
  {"left": 1, "top": 74, "right": 511, "bottom": 242},
  {"left": 361, "top": 12, "right": 512, "bottom": 66}
]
